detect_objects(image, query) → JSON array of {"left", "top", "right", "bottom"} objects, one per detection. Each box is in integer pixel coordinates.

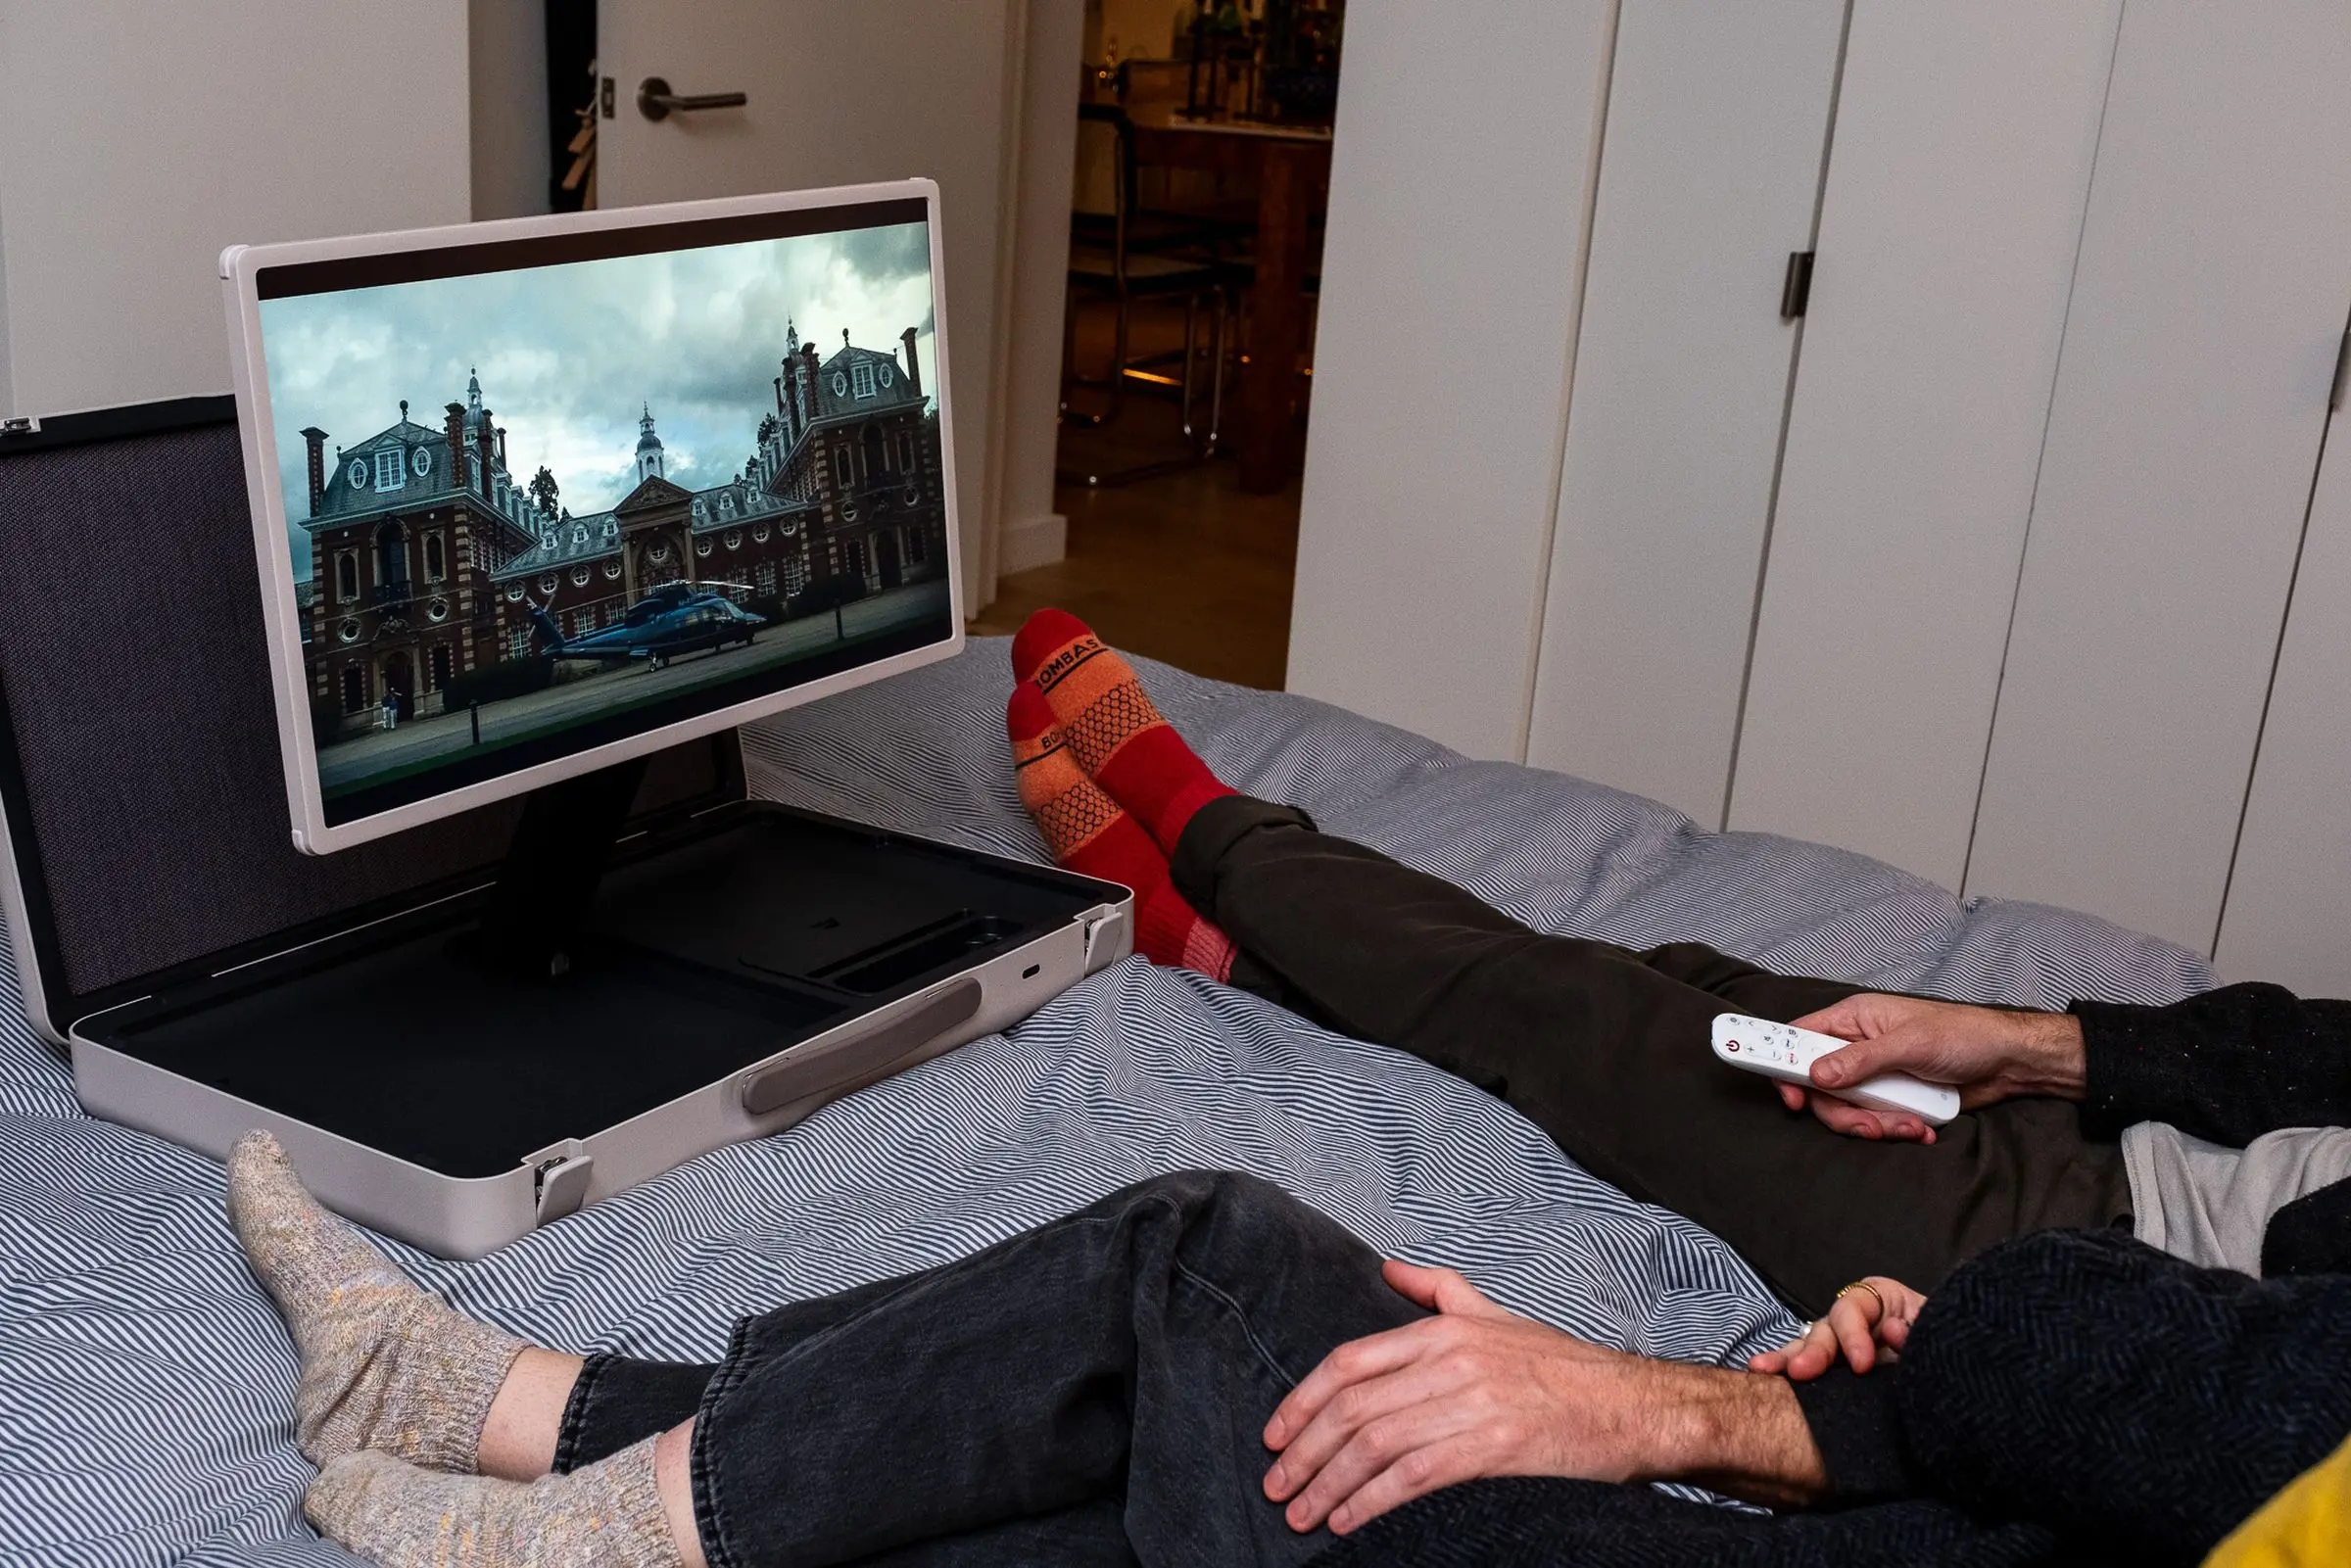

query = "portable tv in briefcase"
[{"left": 0, "top": 184, "right": 1130, "bottom": 1257}]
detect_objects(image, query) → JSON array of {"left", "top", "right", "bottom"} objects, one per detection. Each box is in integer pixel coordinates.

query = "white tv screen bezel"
[{"left": 221, "top": 179, "right": 963, "bottom": 856}]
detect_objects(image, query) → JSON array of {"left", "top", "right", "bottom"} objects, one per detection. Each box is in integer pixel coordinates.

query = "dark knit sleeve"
[
  {"left": 1893, "top": 1227, "right": 2351, "bottom": 1562},
  {"left": 1790, "top": 1363, "right": 1927, "bottom": 1504},
  {"left": 2263, "top": 1177, "right": 2351, "bottom": 1277},
  {"left": 2072, "top": 982, "right": 2351, "bottom": 1144}
]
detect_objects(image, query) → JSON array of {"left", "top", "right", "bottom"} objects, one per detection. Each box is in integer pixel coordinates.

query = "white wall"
[
  {"left": 995, "top": 1, "right": 1086, "bottom": 580},
  {"left": 1286, "top": 0, "right": 1619, "bottom": 761},
  {"left": 0, "top": 2, "right": 472, "bottom": 416},
  {"left": 469, "top": 0, "right": 552, "bottom": 221},
  {"left": 0, "top": 190, "right": 13, "bottom": 413}
]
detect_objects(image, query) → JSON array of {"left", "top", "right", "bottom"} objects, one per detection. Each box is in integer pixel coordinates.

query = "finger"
[
  {"left": 1747, "top": 1347, "right": 1789, "bottom": 1374},
  {"left": 1813, "top": 1036, "right": 1964, "bottom": 1097},
  {"left": 1789, "top": 996, "right": 1868, "bottom": 1039},
  {"left": 1843, "top": 1107, "right": 1928, "bottom": 1143},
  {"left": 1875, "top": 1282, "right": 1923, "bottom": 1349},
  {"left": 1285, "top": 1400, "right": 1484, "bottom": 1533},
  {"left": 1807, "top": 1095, "right": 1885, "bottom": 1140},
  {"left": 1782, "top": 1319, "right": 1840, "bottom": 1381},
  {"left": 1807, "top": 1095, "right": 1936, "bottom": 1144},
  {"left": 1776, "top": 1081, "right": 1808, "bottom": 1113},
  {"left": 1266, "top": 1322, "right": 1437, "bottom": 1450},
  {"left": 1380, "top": 1259, "right": 1449, "bottom": 1310},
  {"left": 1266, "top": 1357, "right": 1464, "bottom": 1500},
  {"left": 1383, "top": 1259, "right": 1513, "bottom": 1322},
  {"left": 1810, "top": 1038, "right": 1904, "bottom": 1090},
  {"left": 1832, "top": 1301, "right": 1880, "bottom": 1374},
  {"left": 1325, "top": 1435, "right": 1490, "bottom": 1536}
]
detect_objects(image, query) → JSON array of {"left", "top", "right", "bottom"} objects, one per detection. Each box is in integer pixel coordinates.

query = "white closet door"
[
  {"left": 1965, "top": 3, "right": 2351, "bottom": 954},
  {"left": 1286, "top": 1, "right": 1616, "bottom": 761},
  {"left": 1725, "top": 0, "right": 2119, "bottom": 888},
  {"left": 1524, "top": 0, "right": 1847, "bottom": 825},
  {"left": 2218, "top": 407, "right": 2351, "bottom": 993}
]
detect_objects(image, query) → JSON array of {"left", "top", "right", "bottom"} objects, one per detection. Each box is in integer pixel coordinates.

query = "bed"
[{"left": 0, "top": 641, "right": 2211, "bottom": 1566}]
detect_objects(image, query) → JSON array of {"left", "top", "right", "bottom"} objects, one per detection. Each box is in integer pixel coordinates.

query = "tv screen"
[{"left": 226, "top": 185, "right": 961, "bottom": 852}]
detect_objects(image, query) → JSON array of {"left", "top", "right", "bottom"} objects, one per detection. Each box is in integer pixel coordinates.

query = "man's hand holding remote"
[{"left": 1774, "top": 994, "right": 2088, "bottom": 1143}]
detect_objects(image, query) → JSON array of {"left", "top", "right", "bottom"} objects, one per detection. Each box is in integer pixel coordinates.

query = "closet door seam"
[
  {"left": 1717, "top": 0, "right": 1856, "bottom": 832},
  {"left": 1955, "top": 3, "right": 2127, "bottom": 900}
]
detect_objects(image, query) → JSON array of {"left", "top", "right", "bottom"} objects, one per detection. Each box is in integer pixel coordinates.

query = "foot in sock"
[
  {"left": 1008, "top": 684, "right": 1236, "bottom": 980},
  {"left": 306, "top": 1444, "right": 682, "bottom": 1568},
  {"left": 1010, "top": 608, "right": 1235, "bottom": 857},
  {"left": 226, "top": 1131, "right": 523, "bottom": 1472}
]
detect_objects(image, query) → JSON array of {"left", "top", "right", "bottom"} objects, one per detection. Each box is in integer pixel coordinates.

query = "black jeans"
[
  {"left": 552, "top": 1171, "right": 1422, "bottom": 1568},
  {"left": 1169, "top": 796, "right": 2134, "bottom": 1316}
]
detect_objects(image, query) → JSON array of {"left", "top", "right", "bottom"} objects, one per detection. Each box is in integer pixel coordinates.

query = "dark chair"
[
  {"left": 1061, "top": 104, "right": 1237, "bottom": 487},
  {"left": 1093, "top": 62, "right": 1260, "bottom": 258}
]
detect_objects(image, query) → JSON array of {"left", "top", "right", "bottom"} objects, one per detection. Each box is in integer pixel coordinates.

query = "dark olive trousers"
[{"left": 1169, "top": 797, "right": 2132, "bottom": 1316}]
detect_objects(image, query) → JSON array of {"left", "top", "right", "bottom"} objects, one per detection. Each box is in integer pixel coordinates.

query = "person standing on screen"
[{"left": 378, "top": 686, "right": 398, "bottom": 733}]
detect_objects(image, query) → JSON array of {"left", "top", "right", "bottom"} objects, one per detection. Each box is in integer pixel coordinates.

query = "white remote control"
[{"left": 1710, "top": 1014, "right": 1961, "bottom": 1125}]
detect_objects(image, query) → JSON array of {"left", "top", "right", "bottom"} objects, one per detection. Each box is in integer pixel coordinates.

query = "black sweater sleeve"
[
  {"left": 1790, "top": 1364, "right": 1926, "bottom": 1505},
  {"left": 1892, "top": 1227, "right": 2351, "bottom": 1563},
  {"left": 2072, "top": 981, "right": 2351, "bottom": 1144}
]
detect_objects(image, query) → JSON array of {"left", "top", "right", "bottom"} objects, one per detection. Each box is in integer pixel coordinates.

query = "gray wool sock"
[
  {"left": 306, "top": 1442, "right": 683, "bottom": 1568},
  {"left": 226, "top": 1130, "right": 525, "bottom": 1472}
]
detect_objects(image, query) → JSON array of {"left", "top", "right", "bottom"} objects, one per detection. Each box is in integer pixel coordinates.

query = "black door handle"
[{"left": 638, "top": 76, "right": 748, "bottom": 121}]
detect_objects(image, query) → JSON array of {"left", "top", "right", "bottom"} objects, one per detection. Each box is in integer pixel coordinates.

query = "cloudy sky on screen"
[{"left": 260, "top": 221, "right": 934, "bottom": 575}]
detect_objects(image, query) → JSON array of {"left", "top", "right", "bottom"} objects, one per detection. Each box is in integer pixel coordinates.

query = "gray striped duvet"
[{"left": 0, "top": 641, "right": 2210, "bottom": 1565}]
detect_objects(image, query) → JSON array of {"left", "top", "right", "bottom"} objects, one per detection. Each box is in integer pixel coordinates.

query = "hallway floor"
[{"left": 972, "top": 301, "right": 1304, "bottom": 690}]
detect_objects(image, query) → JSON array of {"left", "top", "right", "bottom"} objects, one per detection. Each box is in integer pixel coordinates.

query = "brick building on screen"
[{"left": 293, "top": 321, "right": 946, "bottom": 730}]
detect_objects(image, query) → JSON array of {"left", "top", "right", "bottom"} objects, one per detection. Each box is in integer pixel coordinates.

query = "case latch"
[
  {"left": 1082, "top": 908, "right": 1128, "bottom": 972},
  {"left": 528, "top": 1141, "right": 596, "bottom": 1224}
]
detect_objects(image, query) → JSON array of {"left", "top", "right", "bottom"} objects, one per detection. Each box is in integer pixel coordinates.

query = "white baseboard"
[{"left": 998, "top": 510, "right": 1068, "bottom": 576}]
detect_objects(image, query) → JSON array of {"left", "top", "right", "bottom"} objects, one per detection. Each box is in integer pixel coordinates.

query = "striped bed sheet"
[{"left": 0, "top": 640, "right": 2210, "bottom": 1566}]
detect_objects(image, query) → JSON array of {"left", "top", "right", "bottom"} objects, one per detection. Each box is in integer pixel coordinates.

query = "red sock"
[
  {"left": 1007, "top": 684, "right": 1235, "bottom": 980},
  {"left": 1009, "top": 608, "right": 1236, "bottom": 857}
]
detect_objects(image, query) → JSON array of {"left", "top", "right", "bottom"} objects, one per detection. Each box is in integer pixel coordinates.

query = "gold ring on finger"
[{"left": 1835, "top": 1280, "right": 1886, "bottom": 1315}]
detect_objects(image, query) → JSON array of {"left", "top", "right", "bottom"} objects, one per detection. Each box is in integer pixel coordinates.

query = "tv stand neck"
[{"left": 454, "top": 756, "right": 650, "bottom": 981}]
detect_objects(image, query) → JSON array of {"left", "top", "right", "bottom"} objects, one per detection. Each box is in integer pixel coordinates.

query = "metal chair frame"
[{"left": 1059, "top": 104, "right": 1236, "bottom": 488}]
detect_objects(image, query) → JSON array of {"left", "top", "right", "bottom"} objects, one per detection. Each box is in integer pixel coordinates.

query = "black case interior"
[{"left": 0, "top": 400, "right": 1110, "bottom": 1178}]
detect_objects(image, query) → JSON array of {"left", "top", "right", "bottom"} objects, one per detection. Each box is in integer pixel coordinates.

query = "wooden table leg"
[{"left": 1234, "top": 145, "right": 1315, "bottom": 494}]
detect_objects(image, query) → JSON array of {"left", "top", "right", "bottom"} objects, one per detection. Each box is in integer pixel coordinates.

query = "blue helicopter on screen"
[{"left": 527, "top": 581, "right": 766, "bottom": 671}]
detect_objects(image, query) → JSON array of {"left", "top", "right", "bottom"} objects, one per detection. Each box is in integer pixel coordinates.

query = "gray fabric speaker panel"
[{"left": 0, "top": 420, "right": 712, "bottom": 1001}]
